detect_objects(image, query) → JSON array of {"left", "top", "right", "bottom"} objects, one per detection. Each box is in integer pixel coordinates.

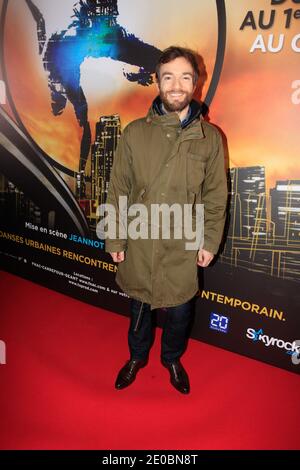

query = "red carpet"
[{"left": 0, "top": 270, "right": 299, "bottom": 450}]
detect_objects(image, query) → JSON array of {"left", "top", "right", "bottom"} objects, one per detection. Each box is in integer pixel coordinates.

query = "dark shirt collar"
[
  {"left": 160, "top": 102, "right": 191, "bottom": 128},
  {"left": 152, "top": 96, "right": 202, "bottom": 129}
]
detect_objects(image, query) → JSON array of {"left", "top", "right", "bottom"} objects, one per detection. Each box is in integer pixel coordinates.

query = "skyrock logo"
[{"left": 246, "top": 328, "right": 300, "bottom": 363}]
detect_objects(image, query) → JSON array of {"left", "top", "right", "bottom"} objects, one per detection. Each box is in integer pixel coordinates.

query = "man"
[{"left": 105, "top": 46, "right": 227, "bottom": 394}]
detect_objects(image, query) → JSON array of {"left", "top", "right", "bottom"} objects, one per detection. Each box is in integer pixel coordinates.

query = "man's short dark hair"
[{"left": 155, "top": 46, "right": 200, "bottom": 85}]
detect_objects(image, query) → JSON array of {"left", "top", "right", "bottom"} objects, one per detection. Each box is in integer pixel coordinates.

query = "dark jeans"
[{"left": 128, "top": 298, "right": 194, "bottom": 364}]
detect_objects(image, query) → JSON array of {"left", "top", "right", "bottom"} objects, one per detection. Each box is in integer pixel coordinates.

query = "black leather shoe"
[
  {"left": 115, "top": 359, "right": 147, "bottom": 390},
  {"left": 162, "top": 360, "right": 190, "bottom": 394}
]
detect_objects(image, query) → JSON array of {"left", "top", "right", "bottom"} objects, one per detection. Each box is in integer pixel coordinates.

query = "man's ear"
[{"left": 155, "top": 77, "right": 160, "bottom": 93}]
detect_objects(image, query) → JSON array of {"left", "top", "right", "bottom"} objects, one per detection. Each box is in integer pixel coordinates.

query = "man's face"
[{"left": 157, "top": 56, "right": 196, "bottom": 113}]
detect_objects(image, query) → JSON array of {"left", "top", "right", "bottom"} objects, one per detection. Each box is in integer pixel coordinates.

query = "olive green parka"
[{"left": 105, "top": 98, "right": 228, "bottom": 309}]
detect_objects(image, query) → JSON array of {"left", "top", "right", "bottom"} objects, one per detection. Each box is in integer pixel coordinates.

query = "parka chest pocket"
[{"left": 186, "top": 152, "right": 207, "bottom": 191}]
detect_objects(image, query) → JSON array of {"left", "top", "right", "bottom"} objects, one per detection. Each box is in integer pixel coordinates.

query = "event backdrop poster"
[{"left": 0, "top": 0, "right": 299, "bottom": 373}]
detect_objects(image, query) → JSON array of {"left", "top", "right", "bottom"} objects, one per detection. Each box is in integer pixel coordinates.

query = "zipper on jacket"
[{"left": 133, "top": 302, "right": 144, "bottom": 333}]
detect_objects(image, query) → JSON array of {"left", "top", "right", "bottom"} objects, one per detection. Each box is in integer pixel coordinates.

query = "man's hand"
[
  {"left": 197, "top": 248, "right": 214, "bottom": 267},
  {"left": 110, "top": 251, "right": 125, "bottom": 263}
]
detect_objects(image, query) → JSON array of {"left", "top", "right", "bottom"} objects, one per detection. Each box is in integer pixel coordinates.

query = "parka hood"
[{"left": 151, "top": 95, "right": 203, "bottom": 129}]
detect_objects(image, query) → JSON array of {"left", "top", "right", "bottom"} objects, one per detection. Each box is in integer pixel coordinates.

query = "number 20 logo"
[{"left": 210, "top": 313, "right": 229, "bottom": 333}]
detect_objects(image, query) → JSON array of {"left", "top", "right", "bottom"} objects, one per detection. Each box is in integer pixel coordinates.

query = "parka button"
[{"left": 166, "top": 133, "right": 171, "bottom": 138}]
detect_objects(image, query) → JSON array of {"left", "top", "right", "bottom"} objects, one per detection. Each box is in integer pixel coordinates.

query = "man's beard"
[{"left": 160, "top": 90, "right": 193, "bottom": 113}]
